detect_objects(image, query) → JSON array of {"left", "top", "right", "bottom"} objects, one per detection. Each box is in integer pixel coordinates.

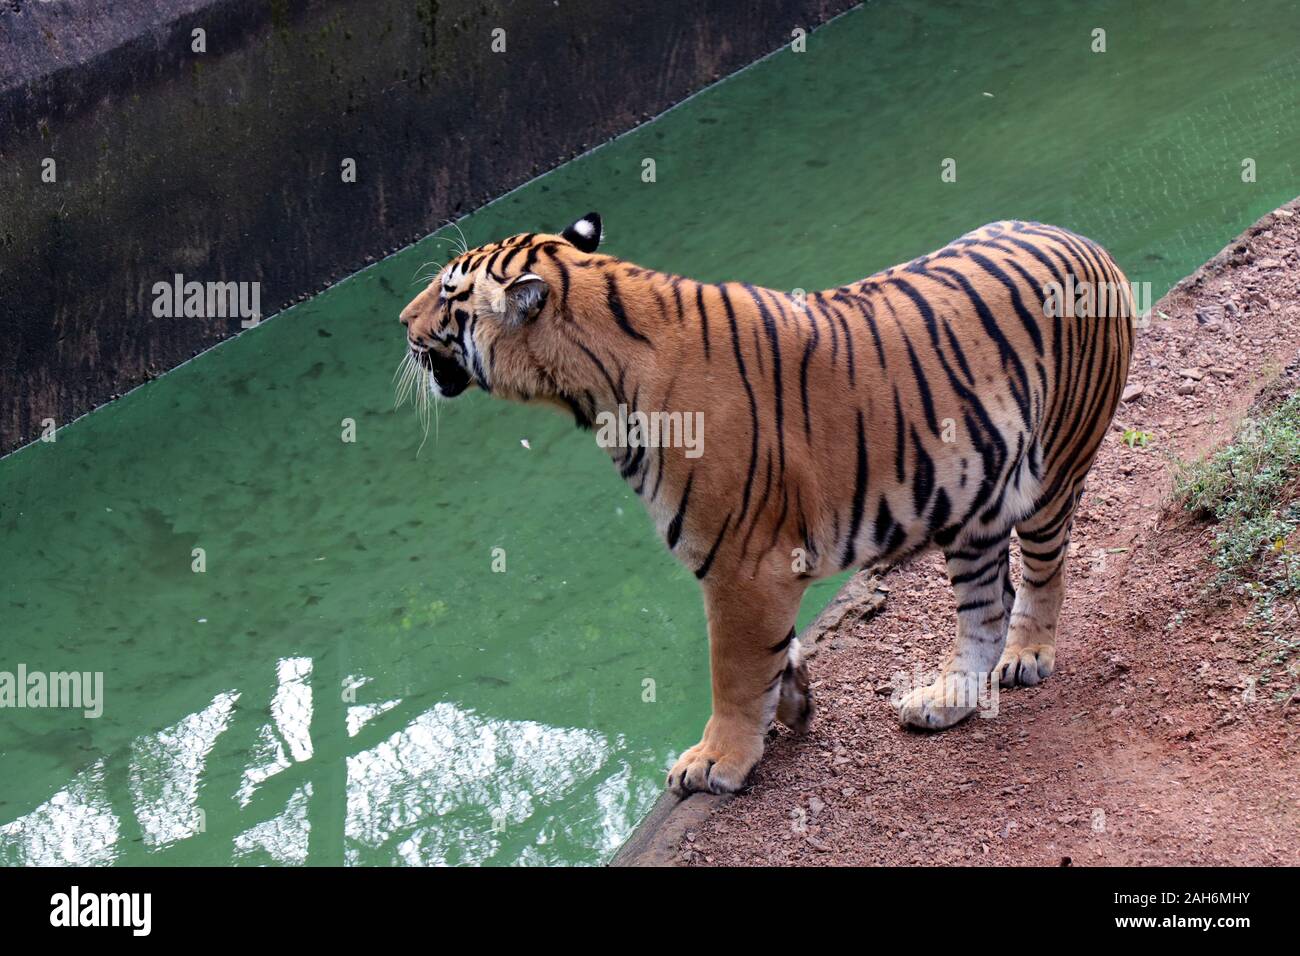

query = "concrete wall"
[{"left": 0, "top": 0, "right": 857, "bottom": 454}]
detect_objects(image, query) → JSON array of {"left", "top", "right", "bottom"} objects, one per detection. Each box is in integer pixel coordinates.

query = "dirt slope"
[{"left": 682, "top": 200, "right": 1300, "bottom": 866}]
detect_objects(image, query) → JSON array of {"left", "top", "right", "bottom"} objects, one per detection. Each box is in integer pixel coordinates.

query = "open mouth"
[{"left": 420, "top": 349, "right": 471, "bottom": 397}]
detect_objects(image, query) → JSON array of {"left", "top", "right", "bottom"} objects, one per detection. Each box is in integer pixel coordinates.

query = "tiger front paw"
[
  {"left": 995, "top": 642, "right": 1056, "bottom": 687},
  {"left": 896, "top": 673, "right": 980, "bottom": 730},
  {"left": 666, "top": 729, "right": 764, "bottom": 795}
]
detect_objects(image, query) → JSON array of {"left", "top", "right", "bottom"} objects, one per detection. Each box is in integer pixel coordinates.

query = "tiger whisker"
[
  {"left": 392, "top": 352, "right": 411, "bottom": 384},
  {"left": 446, "top": 219, "right": 469, "bottom": 258},
  {"left": 411, "top": 259, "right": 446, "bottom": 286},
  {"left": 394, "top": 351, "right": 424, "bottom": 412}
]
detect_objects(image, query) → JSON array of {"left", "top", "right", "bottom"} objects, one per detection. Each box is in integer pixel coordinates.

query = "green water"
[{"left": 2, "top": 0, "right": 1298, "bottom": 866}]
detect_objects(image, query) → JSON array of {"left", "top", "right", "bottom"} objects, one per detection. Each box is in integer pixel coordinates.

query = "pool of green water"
[{"left": 2, "top": 0, "right": 1298, "bottom": 866}]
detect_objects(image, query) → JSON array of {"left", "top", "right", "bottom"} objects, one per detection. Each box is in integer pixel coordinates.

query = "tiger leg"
[
  {"left": 776, "top": 638, "right": 814, "bottom": 734},
  {"left": 995, "top": 486, "right": 1081, "bottom": 687},
  {"left": 667, "top": 574, "right": 805, "bottom": 795},
  {"left": 897, "top": 532, "right": 1011, "bottom": 730},
  {"left": 995, "top": 539, "right": 1016, "bottom": 643}
]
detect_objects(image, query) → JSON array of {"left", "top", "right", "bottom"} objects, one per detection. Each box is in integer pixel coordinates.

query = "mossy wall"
[{"left": 0, "top": 0, "right": 855, "bottom": 453}]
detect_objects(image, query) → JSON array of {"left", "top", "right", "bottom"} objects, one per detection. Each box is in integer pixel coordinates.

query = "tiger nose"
[{"left": 399, "top": 309, "right": 412, "bottom": 327}]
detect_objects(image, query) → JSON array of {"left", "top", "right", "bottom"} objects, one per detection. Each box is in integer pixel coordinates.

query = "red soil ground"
[{"left": 681, "top": 201, "right": 1300, "bottom": 866}]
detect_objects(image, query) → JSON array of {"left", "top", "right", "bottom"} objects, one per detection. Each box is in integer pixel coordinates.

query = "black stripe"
[
  {"left": 799, "top": 310, "right": 820, "bottom": 443},
  {"left": 840, "top": 409, "right": 869, "bottom": 568},
  {"left": 498, "top": 244, "right": 524, "bottom": 274},
  {"left": 940, "top": 318, "right": 976, "bottom": 387},
  {"left": 721, "top": 286, "right": 762, "bottom": 527},
  {"left": 910, "top": 424, "right": 934, "bottom": 516},
  {"left": 966, "top": 250, "right": 1045, "bottom": 354},
  {"left": 745, "top": 285, "right": 787, "bottom": 478},
  {"left": 695, "top": 511, "right": 732, "bottom": 580},
  {"left": 812, "top": 294, "right": 840, "bottom": 368},
  {"left": 740, "top": 450, "right": 774, "bottom": 561},
  {"left": 930, "top": 488, "right": 956, "bottom": 546},
  {"left": 875, "top": 497, "right": 907, "bottom": 556},
  {"left": 667, "top": 473, "right": 694, "bottom": 549},
  {"left": 605, "top": 274, "right": 651, "bottom": 344},
  {"left": 949, "top": 554, "right": 1002, "bottom": 585},
  {"left": 538, "top": 246, "right": 571, "bottom": 316},
  {"left": 695, "top": 283, "right": 711, "bottom": 359},
  {"left": 836, "top": 291, "right": 888, "bottom": 368},
  {"left": 770, "top": 627, "right": 796, "bottom": 654},
  {"left": 893, "top": 390, "right": 906, "bottom": 483},
  {"left": 1019, "top": 542, "right": 1063, "bottom": 562},
  {"left": 824, "top": 298, "right": 856, "bottom": 386},
  {"left": 900, "top": 330, "right": 940, "bottom": 436}
]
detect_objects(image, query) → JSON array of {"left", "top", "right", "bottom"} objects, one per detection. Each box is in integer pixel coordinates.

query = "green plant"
[
  {"left": 1122, "top": 428, "right": 1154, "bottom": 448},
  {"left": 1176, "top": 391, "right": 1300, "bottom": 702}
]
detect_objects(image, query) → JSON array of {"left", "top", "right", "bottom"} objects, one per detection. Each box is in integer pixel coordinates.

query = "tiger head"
[{"left": 397, "top": 212, "right": 604, "bottom": 417}]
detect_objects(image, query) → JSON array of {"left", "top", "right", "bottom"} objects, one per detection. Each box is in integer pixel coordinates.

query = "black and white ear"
[
  {"left": 561, "top": 211, "right": 602, "bottom": 253},
  {"left": 502, "top": 273, "right": 548, "bottom": 325}
]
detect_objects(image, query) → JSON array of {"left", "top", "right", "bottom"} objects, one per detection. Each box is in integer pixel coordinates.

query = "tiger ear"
[
  {"left": 501, "top": 272, "right": 548, "bottom": 325},
  {"left": 561, "top": 211, "right": 602, "bottom": 253}
]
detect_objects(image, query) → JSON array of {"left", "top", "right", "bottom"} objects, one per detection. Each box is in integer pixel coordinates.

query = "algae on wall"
[{"left": 0, "top": 0, "right": 856, "bottom": 455}]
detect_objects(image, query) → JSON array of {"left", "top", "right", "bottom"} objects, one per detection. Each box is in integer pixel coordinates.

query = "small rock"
[
  {"left": 1177, "top": 367, "right": 1205, "bottom": 380},
  {"left": 1176, "top": 382, "right": 1197, "bottom": 395},
  {"left": 1121, "top": 383, "right": 1145, "bottom": 403},
  {"left": 1256, "top": 257, "right": 1283, "bottom": 269}
]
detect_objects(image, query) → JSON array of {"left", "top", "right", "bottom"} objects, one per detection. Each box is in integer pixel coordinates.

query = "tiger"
[{"left": 398, "top": 212, "right": 1135, "bottom": 795}]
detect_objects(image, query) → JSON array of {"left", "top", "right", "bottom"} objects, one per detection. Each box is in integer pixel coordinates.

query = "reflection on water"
[
  {"left": 0, "top": 761, "right": 120, "bottom": 866},
  {"left": 237, "top": 658, "right": 313, "bottom": 807},
  {"left": 1, "top": 764, "right": 120, "bottom": 868},
  {"left": 0, "top": 658, "right": 639, "bottom": 866},
  {"left": 234, "top": 784, "right": 312, "bottom": 865},
  {"left": 131, "top": 692, "right": 239, "bottom": 846},
  {"left": 345, "top": 702, "right": 610, "bottom": 866}
]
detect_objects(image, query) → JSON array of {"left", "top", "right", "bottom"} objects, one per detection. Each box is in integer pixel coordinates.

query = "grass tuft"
[{"left": 1175, "top": 391, "right": 1300, "bottom": 702}]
